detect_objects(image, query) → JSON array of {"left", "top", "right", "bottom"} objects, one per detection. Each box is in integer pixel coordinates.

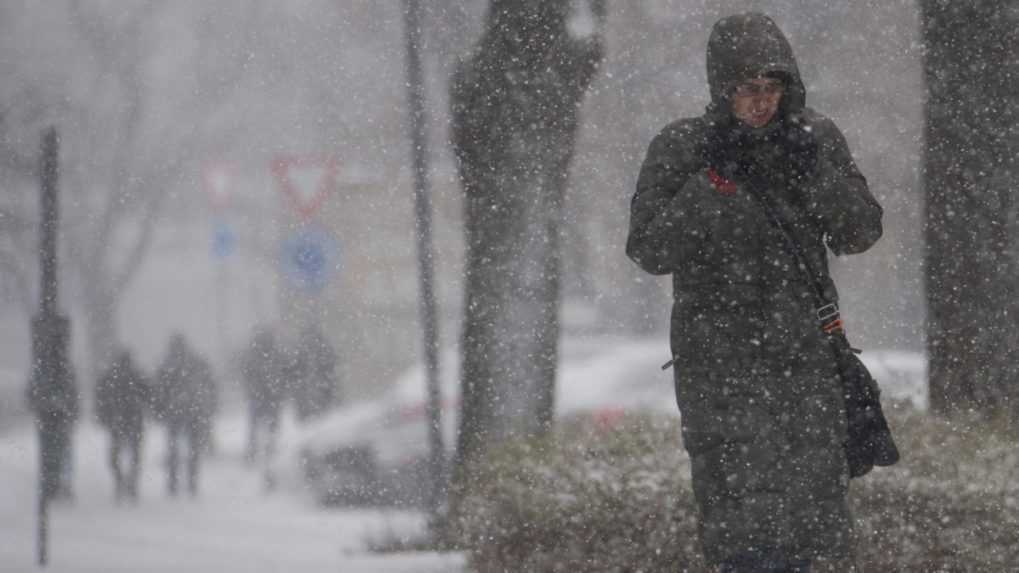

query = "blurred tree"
[
  {"left": 0, "top": 107, "right": 38, "bottom": 312},
  {"left": 920, "top": 0, "right": 1019, "bottom": 418},
  {"left": 567, "top": 3, "right": 685, "bottom": 336},
  {"left": 55, "top": 2, "right": 260, "bottom": 378},
  {"left": 0, "top": 11, "right": 55, "bottom": 315},
  {"left": 449, "top": 0, "right": 605, "bottom": 492}
]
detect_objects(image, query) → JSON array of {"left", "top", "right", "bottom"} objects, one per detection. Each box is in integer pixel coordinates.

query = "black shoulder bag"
[{"left": 743, "top": 178, "right": 900, "bottom": 478}]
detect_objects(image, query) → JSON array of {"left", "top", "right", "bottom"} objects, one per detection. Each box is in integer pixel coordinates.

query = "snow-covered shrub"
[
  {"left": 455, "top": 414, "right": 707, "bottom": 572},
  {"left": 456, "top": 407, "right": 1019, "bottom": 572},
  {"left": 851, "top": 406, "right": 1019, "bottom": 571}
]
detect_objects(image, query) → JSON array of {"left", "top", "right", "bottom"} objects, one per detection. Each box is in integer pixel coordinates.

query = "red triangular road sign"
[{"left": 271, "top": 155, "right": 338, "bottom": 219}]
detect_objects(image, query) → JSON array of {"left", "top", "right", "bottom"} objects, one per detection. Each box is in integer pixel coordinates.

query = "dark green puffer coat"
[{"left": 626, "top": 13, "right": 882, "bottom": 566}]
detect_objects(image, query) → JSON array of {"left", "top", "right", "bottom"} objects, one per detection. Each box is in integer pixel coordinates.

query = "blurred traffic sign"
[
  {"left": 204, "top": 163, "right": 234, "bottom": 210},
  {"left": 281, "top": 227, "right": 338, "bottom": 292},
  {"left": 271, "top": 156, "right": 338, "bottom": 219}
]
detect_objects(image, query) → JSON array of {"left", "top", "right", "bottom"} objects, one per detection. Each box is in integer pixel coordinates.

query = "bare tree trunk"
[
  {"left": 921, "top": 0, "right": 1019, "bottom": 419},
  {"left": 449, "top": 0, "right": 604, "bottom": 493}
]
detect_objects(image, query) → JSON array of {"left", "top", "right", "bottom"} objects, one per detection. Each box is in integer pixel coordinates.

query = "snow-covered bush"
[
  {"left": 455, "top": 407, "right": 1019, "bottom": 572},
  {"left": 455, "top": 414, "right": 707, "bottom": 572},
  {"left": 851, "top": 406, "right": 1019, "bottom": 571}
]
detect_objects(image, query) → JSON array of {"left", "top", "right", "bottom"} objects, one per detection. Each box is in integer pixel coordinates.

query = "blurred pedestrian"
[
  {"left": 154, "top": 333, "right": 218, "bottom": 497},
  {"left": 94, "top": 349, "right": 149, "bottom": 502},
  {"left": 25, "top": 319, "right": 79, "bottom": 503},
  {"left": 241, "top": 328, "right": 287, "bottom": 488},
  {"left": 626, "top": 12, "right": 883, "bottom": 571},
  {"left": 291, "top": 325, "right": 340, "bottom": 421}
]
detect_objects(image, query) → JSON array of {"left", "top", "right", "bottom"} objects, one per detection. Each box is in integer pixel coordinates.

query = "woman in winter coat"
[{"left": 626, "top": 12, "right": 883, "bottom": 571}]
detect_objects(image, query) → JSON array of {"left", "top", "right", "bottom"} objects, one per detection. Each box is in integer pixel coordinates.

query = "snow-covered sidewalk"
[{"left": 0, "top": 409, "right": 465, "bottom": 572}]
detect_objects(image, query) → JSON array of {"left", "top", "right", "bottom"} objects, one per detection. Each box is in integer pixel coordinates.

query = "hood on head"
[{"left": 706, "top": 12, "right": 805, "bottom": 116}]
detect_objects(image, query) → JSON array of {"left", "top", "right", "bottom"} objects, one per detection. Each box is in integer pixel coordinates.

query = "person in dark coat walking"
[
  {"left": 290, "top": 325, "right": 340, "bottom": 421},
  {"left": 241, "top": 328, "right": 287, "bottom": 485},
  {"left": 25, "top": 316, "right": 79, "bottom": 502},
  {"left": 95, "top": 350, "right": 149, "bottom": 502},
  {"left": 626, "top": 12, "right": 883, "bottom": 571},
  {"left": 154, "top": 333, "right": 218, "bottom": 497}
]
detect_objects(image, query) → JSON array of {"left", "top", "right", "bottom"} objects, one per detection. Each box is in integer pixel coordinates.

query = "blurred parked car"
[
  {"left": 296, "top": 336, "right": 675, "bottom": 506},
  {"left": 297, "top": 337, "right": 927, "bottom": 506},
  {"left": 859, "top": 349, "right": 927, "bottom": 410}
]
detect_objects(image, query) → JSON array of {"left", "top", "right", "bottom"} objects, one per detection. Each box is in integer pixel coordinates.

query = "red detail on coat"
[
  {"left": 822, "top": 318, "right": 844, "bottom": 334},
  {"left": 707, "top": 168, "right": 737, "bottom": 195}
]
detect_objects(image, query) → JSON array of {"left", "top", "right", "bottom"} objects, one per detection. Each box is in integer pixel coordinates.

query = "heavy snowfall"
[{"left": 2, "top": 1, "right": 1016, "bottom": 572}]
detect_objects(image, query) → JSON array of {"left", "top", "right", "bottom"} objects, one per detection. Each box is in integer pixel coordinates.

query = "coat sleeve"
[
  {"left": 801, "top": 116, "right": 883, "bottom": 255},
  {"left": 626, "top": 121, "right": 714, "bottom": 275}
]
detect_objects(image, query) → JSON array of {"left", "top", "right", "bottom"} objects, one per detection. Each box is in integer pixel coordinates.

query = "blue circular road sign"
[{"left": 281, "top": 228, "right": 339, "bottom": 291}]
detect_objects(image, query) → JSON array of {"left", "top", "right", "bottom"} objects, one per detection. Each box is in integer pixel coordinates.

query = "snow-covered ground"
[{"left": 0, "top": 409, "right": 466, "bottom": 572}]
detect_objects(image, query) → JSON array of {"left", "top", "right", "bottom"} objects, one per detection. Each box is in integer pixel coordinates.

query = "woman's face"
[{"left": 731, "top": 77, "right": 784, "bottom": 128}]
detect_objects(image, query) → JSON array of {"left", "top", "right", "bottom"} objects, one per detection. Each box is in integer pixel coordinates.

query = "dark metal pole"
[
  {"left": 401, "top": 0, "right": 444, "bottom": 519},
  {"left": 37, "top": 126, "right": 59, "bottom": 567},
  {"left": 39, "top": 128, "right": 59, "bottom": 318},
  {"left": 31, "top": 127, "right": 75, "bottom": 567},
  {"left": 37, "top": 488, "right": 47, "bottom": 567}
]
